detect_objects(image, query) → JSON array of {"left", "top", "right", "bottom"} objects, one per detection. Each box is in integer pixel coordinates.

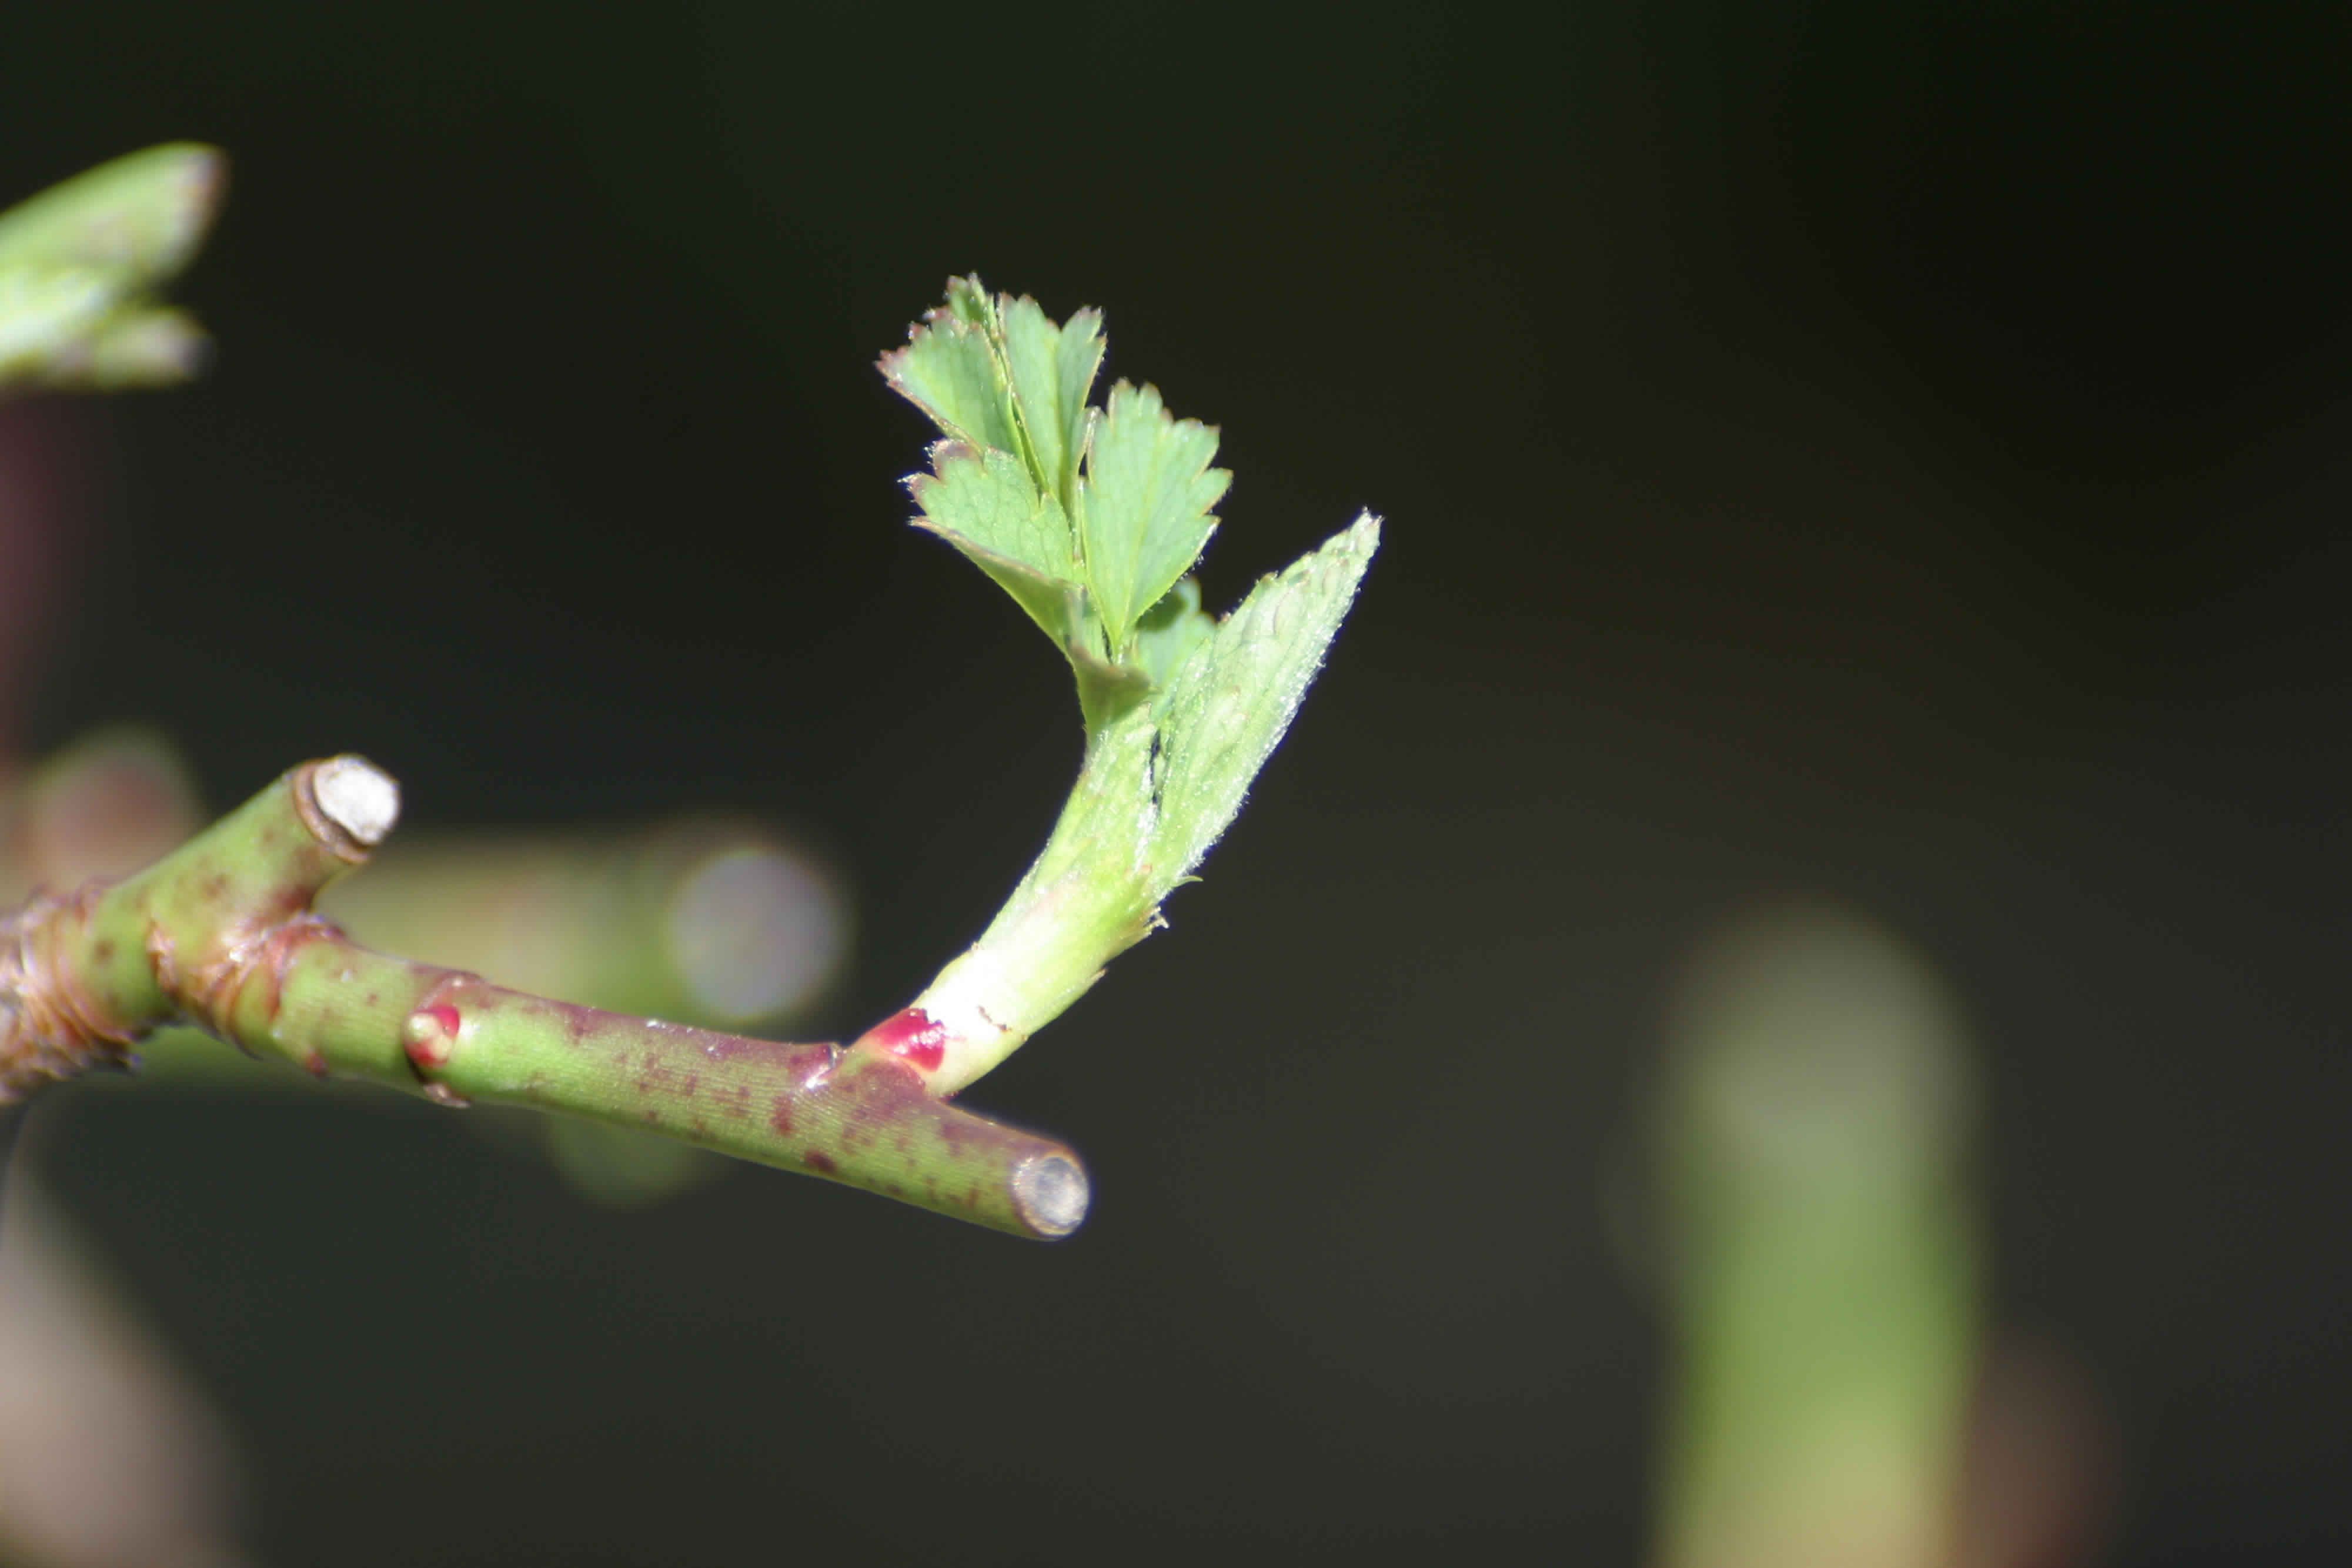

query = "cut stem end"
[
  {"left": 1014, "top": 1153, "right": 1090, "bottom": 1238},
  {"left": 307, "top": 755, "right": 399, "bottom": 848}
]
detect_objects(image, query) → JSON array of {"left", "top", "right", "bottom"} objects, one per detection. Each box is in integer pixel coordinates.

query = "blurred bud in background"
[
  {"left": 1953, "top": 1332, "right": 2116, "bottom": 1568},
  {"left": 0, "top": 726, "right": 203, "bottom": 897},
  {"left": 1647, "top": 901, "right": 1982, "bottom": 1568}
]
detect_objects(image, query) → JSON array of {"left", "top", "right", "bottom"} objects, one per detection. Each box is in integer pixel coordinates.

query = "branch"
[
  {"left": 0, "top": 270, "right": 1374, "bottom": 1243},
  {"left": 0, "top": 757, "right": 1088, "bottom": 1239}
]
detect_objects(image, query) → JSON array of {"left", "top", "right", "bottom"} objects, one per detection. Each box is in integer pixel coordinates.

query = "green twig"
[{"left": 0, "top": 758, "right": 1087, "bottom": 1238}]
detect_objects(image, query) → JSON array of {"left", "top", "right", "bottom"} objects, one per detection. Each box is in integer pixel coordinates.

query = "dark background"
[{"left": 6, "top": 4, "right": 2351, "bottom": 1563}]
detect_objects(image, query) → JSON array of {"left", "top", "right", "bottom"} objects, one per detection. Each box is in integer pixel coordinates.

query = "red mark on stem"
[
  {"left": 864, "top": 1007, "right": 949, "bottom": 1074},
  {"left": 804, "top": 1151, "right": 838, "bottom": 1175},
  {"left": 769, "top": 1095, "right": 795, "bottom": 1135}
]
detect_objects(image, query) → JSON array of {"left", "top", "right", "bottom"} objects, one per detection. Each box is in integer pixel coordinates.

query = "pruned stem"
[{"left": 0, "top": 757, "right": 1088, "bottom": 1239}]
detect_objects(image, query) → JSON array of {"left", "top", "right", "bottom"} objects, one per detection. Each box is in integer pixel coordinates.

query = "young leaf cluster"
[
  {"left": 881, "top": 277, "right": 1229, "bottom": 734},
  {"left": 0, "top": 145, "right": 222, "bottom": 392}
]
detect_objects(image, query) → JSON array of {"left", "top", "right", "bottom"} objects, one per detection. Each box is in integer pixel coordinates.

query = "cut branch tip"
[
  {"left": 304, "top": 755, "right": 398, "bottom": 852},
  {"left": 1014, "top": 1153, "right": 1090, "bottom": 1238}
]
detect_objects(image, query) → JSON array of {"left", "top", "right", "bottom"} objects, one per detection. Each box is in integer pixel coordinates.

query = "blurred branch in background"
[
  {"left": 1645, "top": 903, "right": 2113, "bottom": 1568},
  {"left": 318, "top": 812, "right": 848, "bottom": 1047},
  {"left": 1656, "top": 907, "right": 1985, "bottom": 1568},
  {"left": 1649, "top": 904, "right": 1982, "bottom": 1568},
  {"left": 312, "top": 809, "right": 848, "bottom": 1203}
]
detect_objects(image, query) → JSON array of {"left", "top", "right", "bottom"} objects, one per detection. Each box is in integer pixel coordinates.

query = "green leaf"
[
  {"left": 877, "top": 279, "right": 1021, "bottom": 454},
  {"left": 0, "top": 144, "right": 223, "bottom": 280},
  {"left": 0, "top": 145, "right": 224, "bottom": 391},
  {"left": 1071, "top": 648, "right": 1154, "bottom": 735},
  {"left": 908, "top": 442, "right": 1088, "bottom": 647},
  {"left": 940, "top": 273, "right": 993, "bottom": 326},
  {"left": 41, "top": 305, "right": 208, "bottom": 388},
  {"left": 1079, "top": 381, "right": 1230, "bottom": 656},
  {"left": 997, "top": 295, "right": 1101, "bottom": 507},
  {"left": 1132, "top": 577, "right": 1215, "bottom": 694},
  {"left": 1148, "top": 512, "right": 1381, "bottom": 880},
  {"left": 882, "top": 284, "right": 1357, "bottom": 802},
  {"left": 0, "top": 268, "right": 116, "bottom": 375}
]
